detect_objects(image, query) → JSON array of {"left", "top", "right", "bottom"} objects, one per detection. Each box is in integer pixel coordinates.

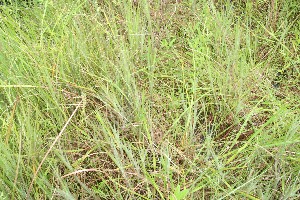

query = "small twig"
[{"left": 26, "top": 101, "right": 82, "bottom": 199}]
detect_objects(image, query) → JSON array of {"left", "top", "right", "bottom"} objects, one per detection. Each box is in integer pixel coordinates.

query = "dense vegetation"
[{"left": 0, "top": 0, "right": 299, "bottom": 199}]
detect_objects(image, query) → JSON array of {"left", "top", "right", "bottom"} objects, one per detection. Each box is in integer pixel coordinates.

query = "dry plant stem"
[
  {"left": 26, "top": 101, "right": 82, "bottom": 199},
  {"left": 12, "top": 124, "right": 23, "bottom": 198},
  {"left": 5, "top": 96, "right": 19, "bottom": 144},
  {"left": 61, "top": 168, "right": 120, "bottom": 179}
]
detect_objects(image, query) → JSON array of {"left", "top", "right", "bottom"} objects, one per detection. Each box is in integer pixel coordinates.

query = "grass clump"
[{"left": 0, "top": 0, "right": 299, "bottom": 199}]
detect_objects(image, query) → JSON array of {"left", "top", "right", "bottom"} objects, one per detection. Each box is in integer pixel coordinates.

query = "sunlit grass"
[{"left": 0, "top": 0, "right": 299, "bottom": 199}]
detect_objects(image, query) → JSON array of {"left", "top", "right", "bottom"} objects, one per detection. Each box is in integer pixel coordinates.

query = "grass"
[{"left": 0, "top": 0, "right": 299, "bottom": 199}]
